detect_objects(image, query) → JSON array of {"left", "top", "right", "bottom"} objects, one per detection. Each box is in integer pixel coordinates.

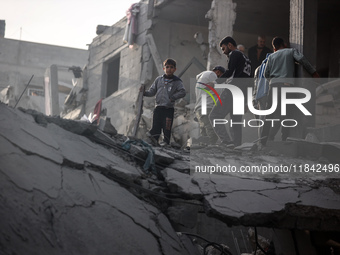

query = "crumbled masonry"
[{"left": 1, "top": 103, "right": 340, "bottom": 254}]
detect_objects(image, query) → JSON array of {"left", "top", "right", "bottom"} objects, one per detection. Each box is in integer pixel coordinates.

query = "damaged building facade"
[
  {"left": 63, "top": 0, "right": 340, "bottom": 145},
  {"left": 0, "top": 21, "right": 88, "bottom": 115},
  {"left": 2, "top": 1, "right": 340, "bottom": 255}
]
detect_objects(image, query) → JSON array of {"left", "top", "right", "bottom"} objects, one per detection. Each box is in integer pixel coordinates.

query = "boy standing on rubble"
[{"left": 142, "top": 58, "right": 186, "bottom": 146}]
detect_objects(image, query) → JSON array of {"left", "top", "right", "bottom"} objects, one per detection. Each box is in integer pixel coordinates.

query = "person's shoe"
[{"left": 146, "top": 131, "right": 158, "bottom": 146}]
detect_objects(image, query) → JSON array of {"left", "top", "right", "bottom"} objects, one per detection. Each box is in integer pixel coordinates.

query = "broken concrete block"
[
  {"left": 168, "top": 160, "right": 190, "bottom": 174},
  {"left": 305, "top": 132, "right": 319, "bottom": 143},
  {"left": 321, "top": 142, "right": 340, "bottom": 163},
  {"left": 265, "top": 141, "right": 299, "bottom": 157},
  {"left": 286, "top": 137, "right": 340, "bottom": 164},
  {"left": 316, "top": 94, "right": 334, "bottom": 106},
  {"left": 98, "top": 117, "right": 117, "bottom": 135},
  {"left": 170, "top": 142, "right": 182, "bottom": 149},
  {"left": 62, "top": 105, "right": 84, "bottom": 120},
  {"left": 175, "top": 98, "right": 188, "bottom": 108},
  {"left": 21, "top": 108, "right": 98, "bottom": 136},
  {"left": 306, "top": 124, "right": 340, "bottom": 142},
  {"left": 167, "top": 205, "right": 198, "bottom": 228},
  {"left": 164, "top": 168, "right": 202, "bottom": 198},
  {"left": 96, "top": 25, "right": 110, "bottom": 35},
  {"left": 153, "top": 147, "right": 175, "bottom": 165},
  {"left": 234, "top": 142, "right": 257, "bottom": 151},
  {"left": 297, "top": 140, "right": 323, "bottom": 159},
  {"left": 141, "top": 108, "right": 152, "bottom": 130},
  {"left": 185, "top": 103, "right": 195, "bottom": 111}
]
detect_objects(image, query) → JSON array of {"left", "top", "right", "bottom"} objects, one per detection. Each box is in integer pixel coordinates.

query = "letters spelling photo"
[{"left": 199, "top": 83, "right": 311, "bottom": 129}]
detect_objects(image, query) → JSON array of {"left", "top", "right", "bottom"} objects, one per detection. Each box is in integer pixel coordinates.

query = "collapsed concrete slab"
[
  {"left": 261, "top": 138, "right": 340, "bottom": 164},
  {"left": 188, "top": 146, "right": 340, "bottom": 231},
  {"left": 1, "top": 103, "right": 340, "bottom": 254},
  {"left": 0, "top": 103, "right": 198, "bottom": 255}
]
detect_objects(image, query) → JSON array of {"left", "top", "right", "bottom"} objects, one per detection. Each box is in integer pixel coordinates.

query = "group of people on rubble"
[{"left": 141, "top": 34, "right": 319, "bottom": 149}]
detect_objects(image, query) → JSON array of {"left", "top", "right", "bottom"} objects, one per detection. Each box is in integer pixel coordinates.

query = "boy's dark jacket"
[{"left": 144, "top": 74, "right": 186, "bottom": 108}]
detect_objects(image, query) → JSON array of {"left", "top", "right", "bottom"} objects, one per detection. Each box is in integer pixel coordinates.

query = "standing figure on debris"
[
  {"left": 248, "top": 35, "right": 272, "bottom": 77},
  {"left": 209, "top": 36, "right": 252, "bottom": 147},
  {"left": 143, "top": 58, "right": 186, "bottom": 146},
  {"left": 194, "top": 66, "right": 226, "bottom": 145},
  {"left": 259, "top": 37, "right": 320, "bottom": 148}
]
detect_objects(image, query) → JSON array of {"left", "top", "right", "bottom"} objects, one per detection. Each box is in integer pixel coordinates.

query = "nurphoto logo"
[{"left": 198, "top": 83, "right": 312, "bottom": 128}]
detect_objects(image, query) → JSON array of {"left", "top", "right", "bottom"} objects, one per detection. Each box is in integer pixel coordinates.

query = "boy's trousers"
[{"left": 150, "top": 106, "right": 174, "bottom": 144}]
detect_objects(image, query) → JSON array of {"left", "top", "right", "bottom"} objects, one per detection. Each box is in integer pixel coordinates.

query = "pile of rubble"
[{"left": 1, "top": 103, "right": 340, "bottom": 254}]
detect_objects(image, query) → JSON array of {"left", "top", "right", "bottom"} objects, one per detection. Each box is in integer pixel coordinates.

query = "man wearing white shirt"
[{"left": 194, "top": 66, "right": 225, "bottom": 144}]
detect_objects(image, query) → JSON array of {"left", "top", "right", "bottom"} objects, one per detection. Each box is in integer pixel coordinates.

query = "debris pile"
[{"left": 1, "top": 103, "right": 340, "bottom": 254}]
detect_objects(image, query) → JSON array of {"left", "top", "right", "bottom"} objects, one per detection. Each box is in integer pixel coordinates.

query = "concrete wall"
[
  {"left": 151, "top": 19, "right": 209, "bottom": 96},
  {"left": 0, "top": 38, "right": 88, "bottom": 112},
  {"left": 85, "top": 3, "right": 149, "bottom": 135},
  {"left": 86, "top": 18, "right": 136, "bottom": 112}
]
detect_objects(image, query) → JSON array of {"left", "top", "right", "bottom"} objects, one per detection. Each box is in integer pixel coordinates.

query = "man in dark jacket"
[
  {"left": 209, "top": 36, "right": 251, "bottom": 147},
  {"left": 248, "top": 35, "right": 272, "bottom": 77}
]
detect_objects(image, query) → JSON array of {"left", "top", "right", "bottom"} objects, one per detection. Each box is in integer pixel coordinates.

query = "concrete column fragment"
[
  {"left": 146, "top": 33, "right": 163, "bottom": 76},
  {"left": 147, "top": 0, "right": 154, "bottom": 19},
  {"left": 44, "top": 64, "right": 60, "bottom": 116},
  {"left": 290, "top": 0, "right": 304, "bottom": 52},
  {"left": 289, "top": 0, "right": 318, "bottom": 136},
  {"left": 140, "top": 43, "right": 154, "bottom": 85},
  {"left": 205, "top": 0, "right": 236, "bottom": 70},
  {"left": 290, "top": 0, "right": 317, "bottom": 66}
]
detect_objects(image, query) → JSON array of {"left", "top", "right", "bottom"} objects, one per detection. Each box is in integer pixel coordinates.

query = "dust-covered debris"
[{"left": 1, "top": 103, "right": 340, "bottom": 255}]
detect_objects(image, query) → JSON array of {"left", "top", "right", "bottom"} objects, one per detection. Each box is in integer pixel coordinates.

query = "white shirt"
[{"left": 194, "top": 71, "right": 218, "bottom": 112}]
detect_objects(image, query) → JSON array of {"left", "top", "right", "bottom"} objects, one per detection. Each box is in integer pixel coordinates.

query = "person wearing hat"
[
  {"left": 194, "top": 66, "right": 227, "bottom": 145},
  {"left": 209, "top": 36, "right": 252, "bottom": 147}
]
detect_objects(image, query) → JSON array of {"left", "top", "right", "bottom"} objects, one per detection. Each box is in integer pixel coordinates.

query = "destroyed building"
[
  {"left": 1, "top": 0, "right": 340, "bottom": 254},
  {"left": 1, "top": 99, "right": 340, "bottom": 254},
  {"left": 0, "top": 20, "right": 88, "bottom": 115},
  {"left": 59, "top": 0, "right": 340, "bottom": 146}
]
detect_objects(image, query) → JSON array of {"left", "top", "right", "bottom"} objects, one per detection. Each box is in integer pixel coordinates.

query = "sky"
[{"left": 2, "top": 0, "right": 138, "bottom": 49}]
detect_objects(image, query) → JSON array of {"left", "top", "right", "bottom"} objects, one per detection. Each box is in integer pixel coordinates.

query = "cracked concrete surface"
[
  {"left": 0, "top": 104, "right": 197, "bottom": 255},
  {"left": 1, "top": 103, "right": 340, "bottom": 254},
  {"left": 178, "top": 145, "right": 340, "bottom": 230}
]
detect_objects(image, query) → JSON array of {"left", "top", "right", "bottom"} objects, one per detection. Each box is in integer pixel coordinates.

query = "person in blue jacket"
[{"left": 252, "top": 53, "right": 280, "bottom": 140}]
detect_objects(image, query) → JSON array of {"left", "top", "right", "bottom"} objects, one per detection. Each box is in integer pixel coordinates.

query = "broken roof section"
[{"left": 2, "top": 102, "right": 340, "bottom": 254}]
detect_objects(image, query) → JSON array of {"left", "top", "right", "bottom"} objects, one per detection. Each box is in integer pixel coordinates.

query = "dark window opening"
[{"left": 106, "top": 56, "right": 120, "bottom": 97}]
